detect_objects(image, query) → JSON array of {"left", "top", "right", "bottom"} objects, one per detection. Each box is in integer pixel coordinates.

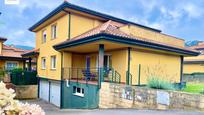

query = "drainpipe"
[
  {"left": 60, "top": 52, "right": 64, "bottom": 109},
  {"left": 62, "top": 9, "right": 71, "bottom": 40}
]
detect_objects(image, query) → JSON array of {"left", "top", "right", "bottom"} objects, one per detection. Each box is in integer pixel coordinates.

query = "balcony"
[{"left": 62, "top": 67, "right": 121, "bottom": 85}]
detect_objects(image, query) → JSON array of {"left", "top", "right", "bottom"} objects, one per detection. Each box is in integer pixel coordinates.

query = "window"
[
  {"left": 51, "top": 55, "right": 56, "bottom": 69},
  {"left": 73, "top": 86, "right": 84, "bottom": 97},
  {"left": 42, "top": 30, "right": 47, "bottom": 43},
  {"left": 41, "top": 57, "right": 46, "bottom": 69},
  {"left": 6, "top": 62, "right": 18, "bottom": 70},
  {"left": 51, "top": 24, "right": 57, "bottom": 39}
]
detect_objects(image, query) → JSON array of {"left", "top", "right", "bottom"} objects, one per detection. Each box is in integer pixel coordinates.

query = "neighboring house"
[
  {"left": 21, "top": 49, "right": 39, "bottom": 71},
  {"left": 25, "top": 1, "right": 199, "bottom": 109},
  {"left": 184, "top": 42, "right": 204, "bottom": 74},
  {"left": 0, "top": 37, "right": 29, "bottom": 70}
]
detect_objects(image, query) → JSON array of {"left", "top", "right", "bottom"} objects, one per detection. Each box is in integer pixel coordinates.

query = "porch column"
[
  {"left": 127, "top": 47, "right": 131, "bottom": 85},
  {"left": 99, "top": 44, "right": 104, "bottom": 85},
  {"left": 28, "top": 57, "right": 32, "bottom": 71}
]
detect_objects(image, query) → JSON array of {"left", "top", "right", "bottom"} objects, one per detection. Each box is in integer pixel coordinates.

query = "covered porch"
[{"left": 61, "top": 41, "right": 130, "bottom": 86}]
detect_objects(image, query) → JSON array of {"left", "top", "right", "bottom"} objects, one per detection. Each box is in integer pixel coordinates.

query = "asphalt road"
[{"left": 23, "top": 100, "right": 204, "bottom": 115}]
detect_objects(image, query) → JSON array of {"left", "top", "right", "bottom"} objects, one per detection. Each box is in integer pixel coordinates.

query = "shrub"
[
  {"left": 0, "top": 82, "right": 45, "bottom": 115},
  {"left": 147, "top": 77, "right": 175, "bottom": 90},
  {"left": 11, "top": 68, "right": 24, "bottom": 73}
]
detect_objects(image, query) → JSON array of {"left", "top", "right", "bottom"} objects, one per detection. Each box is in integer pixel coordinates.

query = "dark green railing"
[
  {"left": 10, "top": 71, "right": 38, "bottom": 85},
  {"left": 126, "top": 71, "right": 132, "bottom": 85},
  {"left": 111, "top": 70, "right": 121, "bottom": 83}
]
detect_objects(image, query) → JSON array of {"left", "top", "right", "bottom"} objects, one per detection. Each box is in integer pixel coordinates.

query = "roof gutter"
[
  {"left": 53, "top": 33, "right": 200, "bottom": 56},
  {"left": 29, "top": 2, "right": 161, "bottom": 32}
]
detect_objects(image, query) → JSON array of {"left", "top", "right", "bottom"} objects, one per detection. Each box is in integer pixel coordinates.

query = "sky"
[{"left": 0, "top": 0, "right": 204, "bottom": 47}]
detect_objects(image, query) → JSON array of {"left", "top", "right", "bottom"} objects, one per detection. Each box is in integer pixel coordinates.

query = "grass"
[
  {"left": 183, "top": 83, "right": 204, "bottom": 94},
  {"left": 147, "top": 77, "right": 175, "bottom": 90}
]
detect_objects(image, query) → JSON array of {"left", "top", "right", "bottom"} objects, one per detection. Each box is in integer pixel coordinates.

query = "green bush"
[
  {"left": 10, "top": 68, "right": 24, "bottom": 73},
  {"left": 147, "top": 77, "right": 175, "bottom": 90}
]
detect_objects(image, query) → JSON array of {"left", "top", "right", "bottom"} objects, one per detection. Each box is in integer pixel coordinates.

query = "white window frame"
[
  {"left": 41, "top": 57, "right": 46, "bottom": 69},
  {"left": 5, "top": 61, "right": 18, "bottom": 70},
  {"left": 51, "top": 24, "right": 57, "bottom": 39},
  {"left": 73, "top": 86, "right": 84, "bottom": 97},
  {"left": 51, "top": 55, "right": 56, "bottom": 69},
  {"left": 42, "top": 30, "right": 47, "bottom": 43}
]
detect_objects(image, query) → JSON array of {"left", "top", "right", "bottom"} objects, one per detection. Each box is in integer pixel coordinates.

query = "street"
[{"left": 23, "top": 100, "right": 204, "bottom": 115}]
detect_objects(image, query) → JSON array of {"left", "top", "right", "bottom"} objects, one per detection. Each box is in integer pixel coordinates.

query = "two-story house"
[
  {"left": 24, "top": 1, "right": 199, "bottom": 109},
  {"left": 0, "top": 36, "right": 28, "bottom": 70}
]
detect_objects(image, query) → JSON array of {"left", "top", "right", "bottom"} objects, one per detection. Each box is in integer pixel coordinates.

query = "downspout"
[
  {"left": 62, "top": 9, "right": 71, "bottom": 39},
  {"left": 60, "top": 52, "right": 64, "bottom": 109},
  {"left": 180, "top": 56, "right": 184, "bottom": 83},
  {"left": 68, "top": 12, "right": 71, "bottom": 39}
]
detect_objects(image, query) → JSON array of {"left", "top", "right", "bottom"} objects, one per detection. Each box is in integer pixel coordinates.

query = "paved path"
[{"left": 22, "top": 100, "right": 204, "bottom": 115}]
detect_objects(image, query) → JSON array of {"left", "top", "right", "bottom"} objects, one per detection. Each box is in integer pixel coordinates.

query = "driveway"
[{"left": 23, "top": 100, "right": 204, "bottom": 115}]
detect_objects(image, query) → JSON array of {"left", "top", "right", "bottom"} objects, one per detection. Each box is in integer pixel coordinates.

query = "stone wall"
[
  {"left": 99, "top": 82, "right": 204, "bottom": 111},
  {"left": 183, "top": 74, "right": 204, "bottom": 83},
  {"left": 14, "top": 85, "right": 38, "bottom": 99}
]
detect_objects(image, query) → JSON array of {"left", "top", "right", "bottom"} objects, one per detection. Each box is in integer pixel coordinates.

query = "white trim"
[
  {"left": 51, "top": 24, "right": 57, "bottom": 39},
  {"left": 41, "top": 57, "right": 46, "bottom": 69},
  {"left": 51, "top": 55, "right": 56, "bottom": 69},
  {"left": 73, "top": 86, "right": 84, "bottom": 97}
]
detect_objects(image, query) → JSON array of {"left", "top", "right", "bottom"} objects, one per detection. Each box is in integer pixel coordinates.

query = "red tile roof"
[
  {"left": 0, "top": 45, "right": 28, "bottom": 58},
  {"left": 21, "top": 48, "right": 39, "bottom": 57},
  {"left": 58, "top": 20, "right": 197, "bottom": 53},
  {"left": 189, "top": 44, "right": 204, "bottom": 50}
]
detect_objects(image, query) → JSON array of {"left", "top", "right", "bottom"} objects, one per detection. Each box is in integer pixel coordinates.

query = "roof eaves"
[
  {"left": 29, "top": 2, "right": 161, "bottom": 32},
  {"left": 53, "top": 33, "right": 199, "bottom": 56}
]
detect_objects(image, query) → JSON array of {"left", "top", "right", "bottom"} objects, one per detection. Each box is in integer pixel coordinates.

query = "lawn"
[{"left": 183, "top": 83, "right": 204, "bottom": 94}]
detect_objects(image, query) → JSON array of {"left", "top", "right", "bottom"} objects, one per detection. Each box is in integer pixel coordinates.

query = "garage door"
[
  {"left": 50, "top": 82, "right": 61, "bottom": 107},
  {"left": 39, "top": 80, "right": 49, "bottom": 101}
]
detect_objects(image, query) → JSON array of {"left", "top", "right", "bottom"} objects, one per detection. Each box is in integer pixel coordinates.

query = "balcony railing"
[{"left": 62, "top": 67, "right": 121, "bottom": 85}]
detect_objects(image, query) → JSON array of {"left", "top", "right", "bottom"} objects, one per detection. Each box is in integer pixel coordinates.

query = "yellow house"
[
  {"left": 26, "top": 1, "right": 199, "bottom": 108},
  {"left": 0, "top": 36, "right": 28, "bottom": 70},
  {"left": 184, "top": 42, "right": 204, "bottom": 74}
]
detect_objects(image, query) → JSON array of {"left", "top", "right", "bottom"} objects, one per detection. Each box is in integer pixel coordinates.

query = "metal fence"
[
  {"left": 10, "top": 71, "right": 38, "bottom": 85},
  {"left": 62, "top": 67, "right": 121, "bottom": 85}
]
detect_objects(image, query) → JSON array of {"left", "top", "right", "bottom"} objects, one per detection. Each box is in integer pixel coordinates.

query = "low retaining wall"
[
  {"left": 99, "top": 82, "right": 204, "bottom": 111},
  {"left": 183, "top": 74, "right": 204, "bottom": 83},
  {"left": 14, "top": 85, "right": 38, "bottom": 99}
]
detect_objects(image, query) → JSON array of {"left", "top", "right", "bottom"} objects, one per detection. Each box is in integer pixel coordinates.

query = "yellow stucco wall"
[
  {"left": 70, "top": 49, "right": 128, "bottom": 83},
  {"left": 0, "top": 42, "right": 3, "bottom": 54},
  {"left": 120, "top": 25, "right": 184, "bottom": 47},
  {"left": 0, "top": 60, "right": 24, "bottom": 69},
  {"left": 34, "top": 9, "right": 183, "bottom": 82},
  {"left": 184, "top": 64, "right": 204, "bottom": 74},
  {"left": 130, "top": 49, "right": 181, "bottom": 85},
  {"left": 36, "top": 13, "right": 103, "bottom": 80}
]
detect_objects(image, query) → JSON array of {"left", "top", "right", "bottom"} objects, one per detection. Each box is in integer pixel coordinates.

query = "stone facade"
[
  {"left": 14, "top": 85, "right": 38, "bottom": 99},
  {"left": 99, "top": 82, "right": 204, "bottom": 111}
]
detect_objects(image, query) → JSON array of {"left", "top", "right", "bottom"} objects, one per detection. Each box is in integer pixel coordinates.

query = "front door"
[{"left": 86, "top": 56, "right": 91, "bottom": 69}]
